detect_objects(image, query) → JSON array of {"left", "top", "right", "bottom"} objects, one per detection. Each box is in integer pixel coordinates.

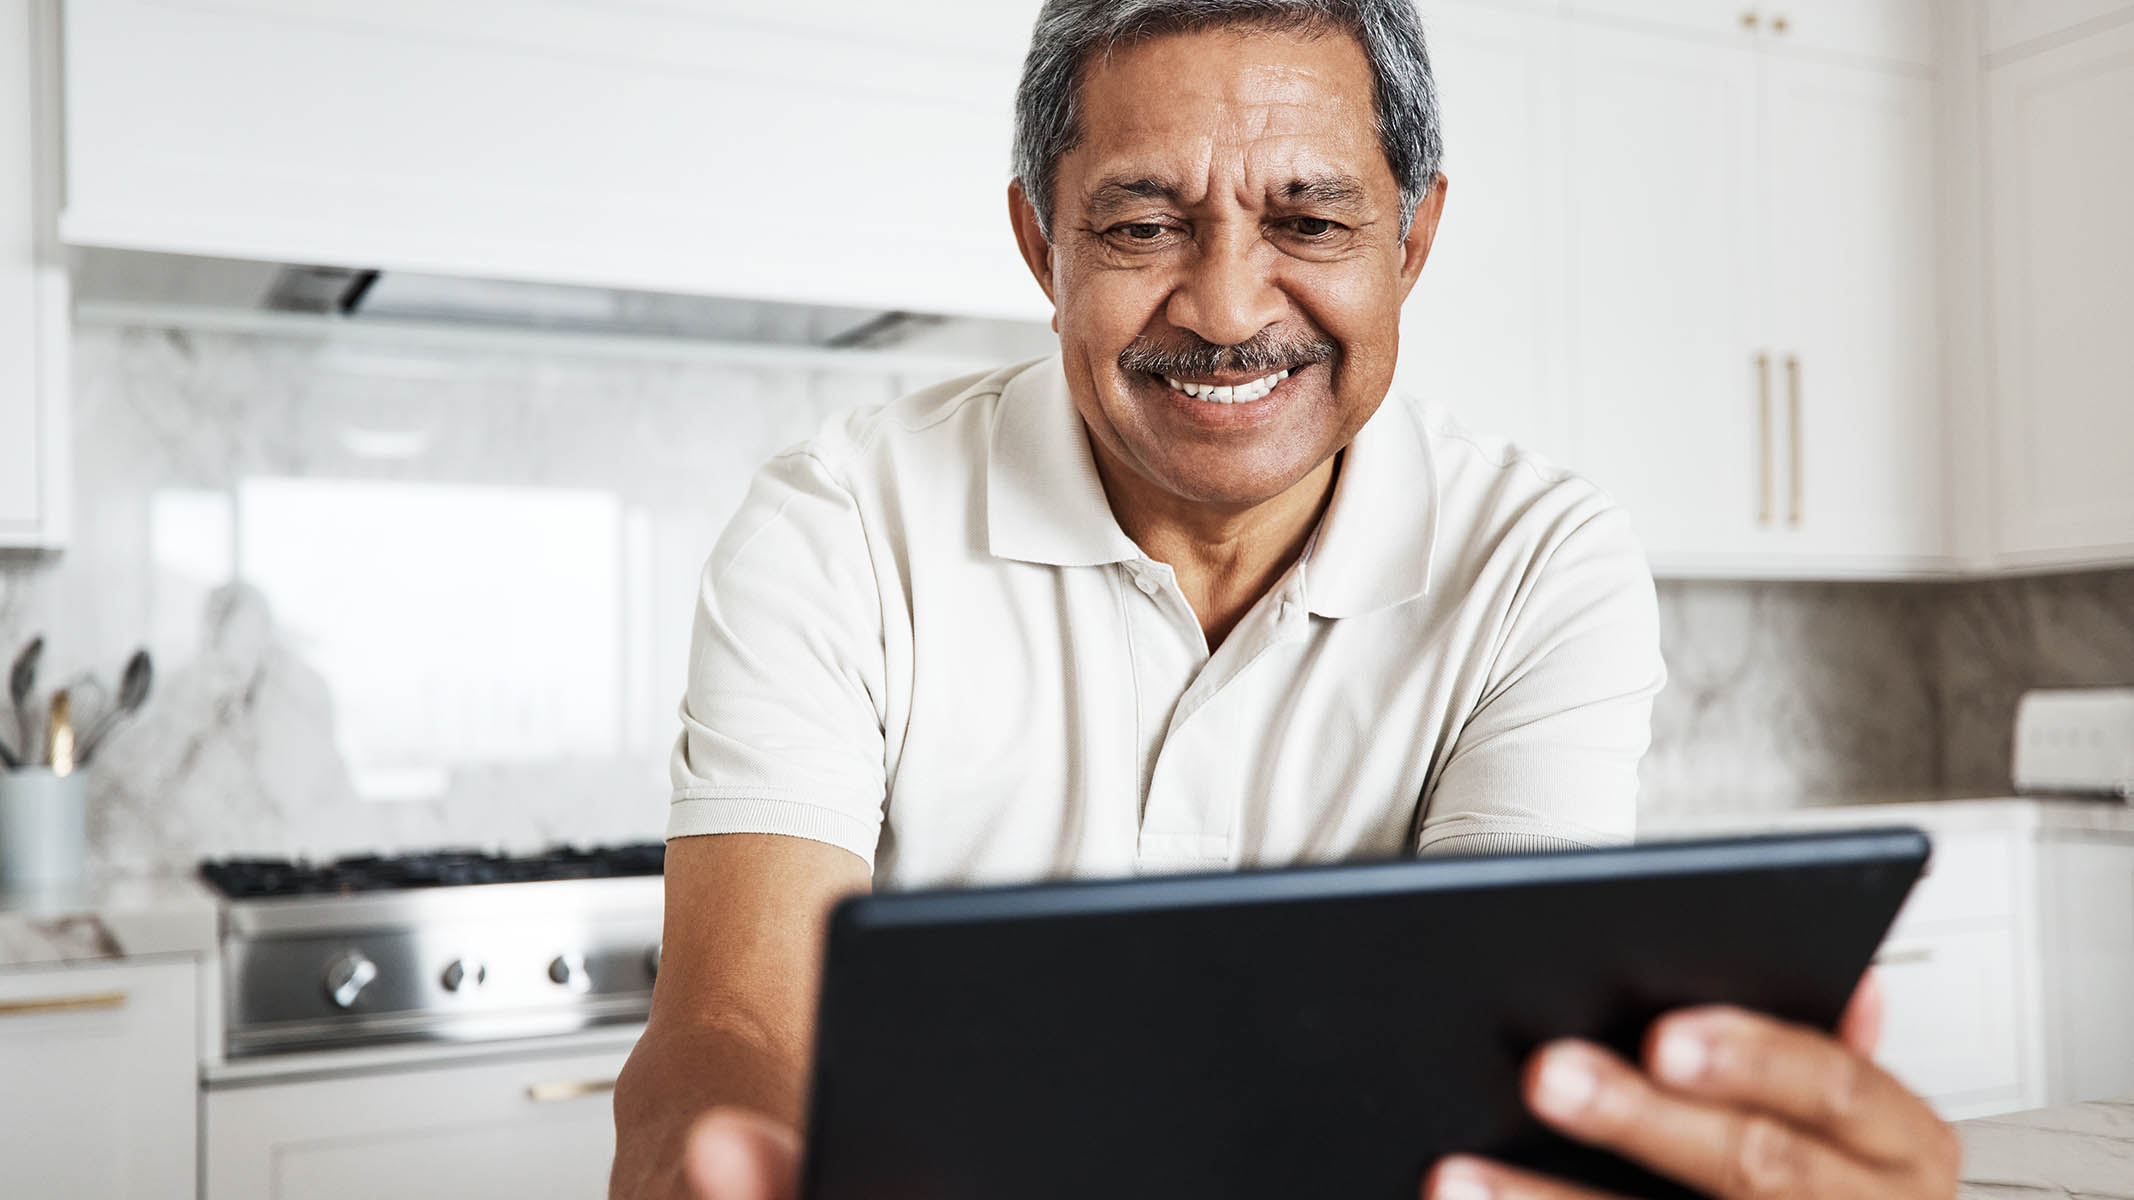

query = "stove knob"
[
  {"left": 442, "top": 959, "right": 487, "bottom": 992},
  {"left": 325, "top": 952, "right": 378, "bottom": 1010},
  {"left": 645, "top": 944, "right": 661, "bottom": 979},
  {"left": 548, "top": 953, "right": 588, "bottom": 991}
]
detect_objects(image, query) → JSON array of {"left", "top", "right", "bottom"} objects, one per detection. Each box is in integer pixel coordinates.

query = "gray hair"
[{"left": 1012, "top": 0, "right": 1443, "bottom": 240}]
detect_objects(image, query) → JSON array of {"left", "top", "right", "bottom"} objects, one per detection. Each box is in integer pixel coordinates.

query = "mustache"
[{"left": 1117, "top": 329, "right": 1339, "bottom": 379}]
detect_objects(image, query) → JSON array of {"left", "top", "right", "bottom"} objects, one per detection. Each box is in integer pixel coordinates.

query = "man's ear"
[
  {"left": 1007, "top": 179, "right": 1059, "bottom": 317},
  {"left": 1395, "top": 173, "right": 1450, "bottom": 302}
]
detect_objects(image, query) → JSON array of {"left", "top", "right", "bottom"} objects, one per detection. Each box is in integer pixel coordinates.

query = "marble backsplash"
[{"left": 1, "top": 322, "right": 2131, "bottom": 875}]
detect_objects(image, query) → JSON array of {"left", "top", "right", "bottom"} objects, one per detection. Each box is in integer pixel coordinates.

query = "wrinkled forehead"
[{"left": 1062, "top": 25, "right": 1394, "bottom": 214}]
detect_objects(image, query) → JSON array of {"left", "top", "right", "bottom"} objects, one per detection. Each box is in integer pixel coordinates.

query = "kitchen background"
[{"left": 1, "top": 322, "right": 2129, "bottom": 872}]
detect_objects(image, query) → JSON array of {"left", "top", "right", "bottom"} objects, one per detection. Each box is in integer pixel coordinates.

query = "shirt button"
[{"left": 1134, "top": 575, "right": 1160, "bottom": 597}]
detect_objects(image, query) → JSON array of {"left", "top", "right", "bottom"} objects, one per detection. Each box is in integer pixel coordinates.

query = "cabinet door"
[
  {"left": 1985, "top": 22, "right": 2134, "bottom": 568},
  {"left": 206, "top": 1041, "right": 637, "bottom": 1200},
  {"left": 1399, "top": 2, "right": 1571, "bottom": 459},
  {"left": 1985, "top": 0, "right": 2134, "bottom": 56},
  {"left": 1873, "top": 924, "right": 2030, "bottom": 1118},
  {"left": 1560, "top": 24, "right": 1765, "bottom": 566},
  {"left": 2039, "top": 838, "right": 2134, "bottom": 1106},
  {"left": 1762, "top": 59, "right": 1946, "bottom": 568},
  {"left": 0, "top": 958, "right": 199, "bottom": 1199},
  {"left": 0, "top": 0, "right": 64, "bottom": 547}
]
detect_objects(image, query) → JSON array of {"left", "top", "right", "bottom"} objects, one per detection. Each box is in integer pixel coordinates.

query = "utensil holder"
[{"left": 0, "top": 768, "right": 87, "bottom": 891}]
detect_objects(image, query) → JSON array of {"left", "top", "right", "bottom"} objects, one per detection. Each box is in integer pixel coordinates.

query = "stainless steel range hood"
[{"left": 69, "top": 247, "right": 1054, "bottom": 360}]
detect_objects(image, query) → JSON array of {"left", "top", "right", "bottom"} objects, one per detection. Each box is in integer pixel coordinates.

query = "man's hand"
[
  {"left": 675, "top": 1109, "right": 802, "bottom": 1200},
  {"left": 1422, "top": 971, "right": 1963, "bottom": 1199}
]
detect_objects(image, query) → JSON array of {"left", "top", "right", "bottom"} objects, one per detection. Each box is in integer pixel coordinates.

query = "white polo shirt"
[{"left": 667, "top": 355, "right": 1665, "bottom": 889}]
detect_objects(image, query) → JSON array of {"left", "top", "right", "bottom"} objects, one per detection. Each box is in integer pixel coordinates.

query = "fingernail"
[
  {"left": 1433, "top": 1159, "right": 1494, "bottom": 1200},
  {"left": 1534, "top": 1046, "right": 1599, "bottom": 1119},
  {"left": 1656, "top": 1027, "right": 1710, "bottom": 1085}
]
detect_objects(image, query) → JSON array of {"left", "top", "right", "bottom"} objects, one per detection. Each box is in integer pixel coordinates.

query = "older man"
[{"left": 611, "top": 1, "right": 1962, "bottom": 1197}]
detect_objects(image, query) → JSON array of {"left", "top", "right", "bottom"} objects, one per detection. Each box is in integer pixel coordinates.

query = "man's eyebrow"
[
  {"left": 1084, "top": 177, "right": 1185, "bottom": 220},
  {"left": 1281, "top": 174, "right": 1370, "bottom": 210}
]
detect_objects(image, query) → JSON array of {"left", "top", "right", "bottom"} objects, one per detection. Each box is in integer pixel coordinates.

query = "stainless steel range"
[{"left": 199, "top": 845, "right": 665, "bottom": 1058}]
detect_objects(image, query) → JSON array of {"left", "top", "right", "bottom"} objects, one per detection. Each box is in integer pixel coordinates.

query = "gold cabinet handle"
[
  {"left": 1741, "top": 10, "right": 1761, "bottom": 30},
  {"left": 526, "top": 1078, "right": 618, "bottom": 1104},
  {"left": 1785, "top": 354, "right": 1803, "bottom": 527},
  {"left": 1755, "top": 351, "right": 1774, "bottom": 526},
  {"left": 0, "top": 990, "right": 128, "bottom": 1018},
  {"left": 1772, "top": 13, "right": 1790, "bottom": 34}
]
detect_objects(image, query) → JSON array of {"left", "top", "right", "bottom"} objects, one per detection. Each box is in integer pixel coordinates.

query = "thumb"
[
  {"left": 1837, "top": 966, "right": 1886, "bottom": 1058},
  {"left": 680, "top": 1108, "right": 803, "bottom": 1200}
]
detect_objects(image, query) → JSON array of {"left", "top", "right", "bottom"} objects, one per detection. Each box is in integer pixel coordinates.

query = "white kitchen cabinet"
[
  {"left": 1399, "top": 2, "right": 1573, "bottom": 460},
  {"left": 205, "top": 1039, "right": 636, "bottom": 1200},
  {"left": 60, "top": 0, "right": 1049, "bottom": 322},
  {"left": 1874, "top": 925, "right": 2028, "bottom": 1115},
  {"left": 1560, "top": 16, "right": 1948, "bottom": 576},
  {"left": 1762, "top": 59, "right": 1945, "bottom": 566},
  {"left": 1983, "top": 0, "right": 2134, "bottom": 56},
  {"left": 0, "top": 0, "right": 68, "bottom": 549},
  {"left": 0, "top": 957, "right": 200, "bottom": 1198},
  {"left": 2038, "top": 837, "right": 2134, "bottom": 1106},
  {"left": 1564, "top": 0, "right": 1936, "bottom": 65},
  {"left": 1983, "top": 19, "right": 2134, "bottom": 569},
  {"left": 1645, "top": 801, "right": 2134, "bottom": 1120},
  {"left": 1559, "top": 25, "right": 1767, "bottom": 564}
]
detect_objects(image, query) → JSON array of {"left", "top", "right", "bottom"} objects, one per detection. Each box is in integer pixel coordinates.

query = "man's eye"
[
  {"left": 1290, "top": 217, "right": 1337, "bottom": 238},
  {"left": 1121, "top": 223, "right": 1167, "bottom": 240}
]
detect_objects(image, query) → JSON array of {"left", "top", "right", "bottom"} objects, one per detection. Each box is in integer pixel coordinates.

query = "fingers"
[
  {"left": 1521, "top": 1040, "right": 1900, "bottom": 1199},
  {"left": 1423, "top": 1155, "right": 1633, "bottom": 1200},
  {"left": 680, "top": 1108, "right": 803, "bottom": 1200},
  {"left": 1641, "top": 1005, "right": 1954, "bottom": 1171},
  {"left": 1836, "top": 969, "right": 1885, "bottom": 1058}
]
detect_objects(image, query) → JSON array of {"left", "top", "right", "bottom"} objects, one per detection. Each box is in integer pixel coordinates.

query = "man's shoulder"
[
  {"left": 1392, "top": 394, "right": 1614, "bottom": 520},
  {"left": 1384, "top": 393, "right": 1645, "bottom": 586}
]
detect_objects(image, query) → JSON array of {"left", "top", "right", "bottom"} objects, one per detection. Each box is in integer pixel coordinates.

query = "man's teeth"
[{"left": 1161, "top": 369, "right": 1292, "bottom": 404}]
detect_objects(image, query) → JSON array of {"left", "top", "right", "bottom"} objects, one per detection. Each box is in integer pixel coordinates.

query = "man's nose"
[{"left": 1165, "top": 235, "right": 1286, "bottom": 350}]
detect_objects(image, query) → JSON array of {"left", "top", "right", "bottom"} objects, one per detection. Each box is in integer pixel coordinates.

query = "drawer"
[
  {"left": 1872, "top": 923, "right": 2025, "bottom": 1109},
  {"left": 1889, "top": 830, "right": 2017, "bottom": 934}
]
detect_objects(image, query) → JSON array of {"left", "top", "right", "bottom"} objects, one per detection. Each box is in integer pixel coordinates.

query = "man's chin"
[{"left": 1127, "top": 454, "right": 1335, "bottom": 510}]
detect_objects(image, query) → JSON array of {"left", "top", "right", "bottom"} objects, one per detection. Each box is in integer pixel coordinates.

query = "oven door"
[{"left": 203, "top": 1028, "right": 640, "bottom": 1199}]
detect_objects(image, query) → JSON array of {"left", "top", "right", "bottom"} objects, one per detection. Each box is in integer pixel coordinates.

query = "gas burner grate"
[{"left": 199, "top": 842, "right": 665, "bottom": 898}]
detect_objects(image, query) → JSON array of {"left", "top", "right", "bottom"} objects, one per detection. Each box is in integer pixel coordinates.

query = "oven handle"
[
  {"left": 526, "top": 1077, "right": 620, "bottom": 1104},
  {"left": 0, "top": 989, "right": 128, "bottom": 1018}
]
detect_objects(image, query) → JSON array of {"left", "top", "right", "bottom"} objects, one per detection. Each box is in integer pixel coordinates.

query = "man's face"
[{"left": 1011, "top": 24, "right": 1446, "bottom": 509}]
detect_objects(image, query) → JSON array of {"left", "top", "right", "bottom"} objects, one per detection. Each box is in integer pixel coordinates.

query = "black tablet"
[{"left": 799, "top": 827, "right": 1930, "bottom": 1200}]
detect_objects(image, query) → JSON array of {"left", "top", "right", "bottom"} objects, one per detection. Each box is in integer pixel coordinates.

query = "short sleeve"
[
  {"left": 667, "top": 448, "right": 889, "bottom": 867},
  {"left": 1416, "top": 505, "right": 1666, "bottom": 856}
]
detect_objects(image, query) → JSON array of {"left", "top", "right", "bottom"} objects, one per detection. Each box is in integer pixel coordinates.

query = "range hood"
[{"left": 68, "top": 247, "right": 1054, "bottom": 359}]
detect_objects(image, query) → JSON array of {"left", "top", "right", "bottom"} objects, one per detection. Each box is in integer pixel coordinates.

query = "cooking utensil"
[
  {"left": 76, "top": 650, "right": 152, "bottom": 765},
  {"left": 45, "top": 690, "right": 73, "bottom": 777},
  {"left": 8, "top": 635, "right": 43, "bottom": 767}
]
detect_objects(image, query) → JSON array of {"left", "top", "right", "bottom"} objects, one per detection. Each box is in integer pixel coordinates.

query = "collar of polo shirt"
[{"left": 984, "top": 356, "right": 1439, "bottom": 619}]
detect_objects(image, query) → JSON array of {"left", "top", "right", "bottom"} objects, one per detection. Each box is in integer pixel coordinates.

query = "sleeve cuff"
[{"left": 666, "top": 791, "right": 881, "bottom": 869}]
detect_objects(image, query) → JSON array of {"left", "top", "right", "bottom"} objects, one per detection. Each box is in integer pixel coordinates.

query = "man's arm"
[
  {"left": 614, "top": 438, "right": 894, "bottom": 1198},
  {"left": 610, "top": 832, "right": 868, "bottom": 1199},
  {"left": 1419, "top": 503, "right": 1666, "bottom": 855}
]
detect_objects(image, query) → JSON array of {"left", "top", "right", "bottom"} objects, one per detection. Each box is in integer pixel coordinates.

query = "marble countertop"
[
  {"left": 1959, "top": 1096, "right": 2134, "bottom": 1197},
  {"left": 0, "top": 872, "right": 219, "bottom": 969}
]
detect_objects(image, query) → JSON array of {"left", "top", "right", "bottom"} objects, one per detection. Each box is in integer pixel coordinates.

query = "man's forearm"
[{"left": 609, "top": 1015, "right": 809, "bottom": 1198}]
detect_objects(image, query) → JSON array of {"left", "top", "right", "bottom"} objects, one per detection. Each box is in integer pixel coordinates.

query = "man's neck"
[{"left": 1090, "top": 440, "right": 1340, "bottom": 652}]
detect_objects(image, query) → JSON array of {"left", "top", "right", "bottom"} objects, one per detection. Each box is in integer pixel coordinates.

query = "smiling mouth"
[{"left": 1153, "top": 368, "right": 1294, "bottom": 405}]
